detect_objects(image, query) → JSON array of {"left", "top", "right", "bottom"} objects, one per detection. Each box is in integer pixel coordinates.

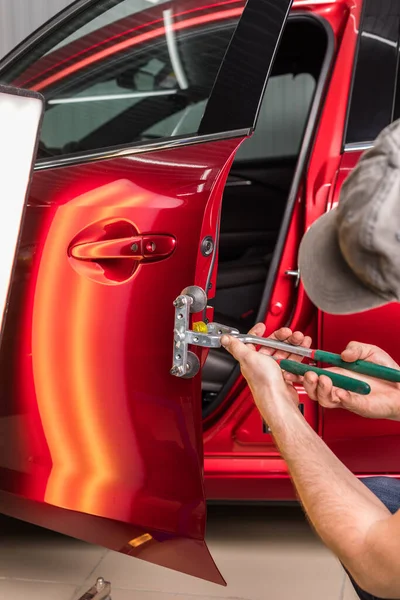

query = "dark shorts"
[{"left": 349, "top": 477, "right": 400, "bottom": 600}]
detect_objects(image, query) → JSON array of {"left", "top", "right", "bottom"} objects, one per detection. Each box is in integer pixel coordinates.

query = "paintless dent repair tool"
[{"left": 171, "top": 286, "right": 400, "bottom": 395}]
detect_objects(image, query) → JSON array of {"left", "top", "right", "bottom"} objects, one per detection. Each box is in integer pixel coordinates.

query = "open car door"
[{"left": 0, "top": 0, "right": 292, "bottom": 584}]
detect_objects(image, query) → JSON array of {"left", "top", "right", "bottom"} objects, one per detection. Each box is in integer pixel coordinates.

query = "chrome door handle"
[{"left": 70, "top": 234, "right": 176, "bottom": 263}]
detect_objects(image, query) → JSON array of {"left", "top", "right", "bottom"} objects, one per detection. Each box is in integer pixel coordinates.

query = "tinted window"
[
  {"left": 147, "top": 17, "right": 326, "bottom": 162},
  {"left": 1, "top": 0, "right": 242, "bottom": 158},
  {"left": 345, "top": 0, "right": 400, "bottom": 145},
  {"left": 234, "top": 17, "right": 326, "bottom": 162},
  {"left": 235, "top": 73, "right": 315, "bottom": 161}
]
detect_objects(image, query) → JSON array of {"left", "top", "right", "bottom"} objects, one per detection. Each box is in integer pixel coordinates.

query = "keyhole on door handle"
[{"left": 68, "top": 219, "right": 176, "bottom": 285}]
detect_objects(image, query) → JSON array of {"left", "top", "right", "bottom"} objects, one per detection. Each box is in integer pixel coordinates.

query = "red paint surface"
[{"left": 0, "top": 139, "right": 242, "bottom": 583}]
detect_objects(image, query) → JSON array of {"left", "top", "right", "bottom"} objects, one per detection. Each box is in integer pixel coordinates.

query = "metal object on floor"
[{"left": 78, "top": 577, "right": 111, "bottom": 600}]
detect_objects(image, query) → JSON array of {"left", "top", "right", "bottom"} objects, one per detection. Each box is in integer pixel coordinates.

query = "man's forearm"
[{"left": 256, "top": 387, "right": 393, "bottom": 594}]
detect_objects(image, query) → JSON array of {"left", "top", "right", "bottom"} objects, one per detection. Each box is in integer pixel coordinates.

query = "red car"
[{"left": 0, "top": 0, "right": 398, "bottom": 586}]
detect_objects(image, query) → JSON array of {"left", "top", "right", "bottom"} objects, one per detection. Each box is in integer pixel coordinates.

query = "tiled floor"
[{"left": 0, "top": 505, "right": 359, "bottom": 600}]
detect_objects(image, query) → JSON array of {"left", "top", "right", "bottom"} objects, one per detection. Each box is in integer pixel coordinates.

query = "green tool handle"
[
  {"left": 279, "top": 359, "right": 371, "bottom": 395},
  {"left": 314, "top": 350, "right": 400, "bottom": 383}
]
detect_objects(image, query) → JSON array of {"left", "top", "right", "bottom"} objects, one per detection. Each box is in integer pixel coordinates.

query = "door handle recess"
[{"left": 70, "top": 234, "right": 176, "bottom": 263}]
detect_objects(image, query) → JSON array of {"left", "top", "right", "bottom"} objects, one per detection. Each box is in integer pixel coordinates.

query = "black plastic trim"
[
  {"left": 34, "top": 128, "right": 251, "bottom": 171},
  {"left": 343, "top": 0, "right": 400, "bottom": 147},
  {"left": 203, "top": 14, "right": 335, "bottom": 423},
  {"left": 199, "top": 0, "right": 293, "bottom": 135},
  {"left": 340, "top": 0, "right": 366, "bottom": 152}
]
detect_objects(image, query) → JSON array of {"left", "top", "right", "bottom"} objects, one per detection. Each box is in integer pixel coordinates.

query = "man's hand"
[
  {"left": 222, "top": 324, "right": 400, "bottom": 421},
  {"left": 299, "top": 342, "right": 400, "bottom": 420},
  {"left": 221, "top": 323, "right": 312, "bottom": 412}
]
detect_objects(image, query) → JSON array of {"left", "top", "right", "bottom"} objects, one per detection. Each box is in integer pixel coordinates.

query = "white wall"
[{"left": 0, "top": 0, "right": 74, "bottom": 59}]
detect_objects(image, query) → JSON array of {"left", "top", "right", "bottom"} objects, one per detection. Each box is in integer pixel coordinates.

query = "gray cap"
[{"left": 299, "top": 119, "right": 400, "bottom": 315}]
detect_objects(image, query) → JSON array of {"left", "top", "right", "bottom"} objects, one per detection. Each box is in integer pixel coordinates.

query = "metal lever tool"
[
  {"left": 170, "top": 286, "right": 372, "bottom": 395},
  {"left": 190, "top": 322, "right": 371, "bottom": 395},
  {"left": 199, "top": 324, "right": 400, "bottom": 384}
]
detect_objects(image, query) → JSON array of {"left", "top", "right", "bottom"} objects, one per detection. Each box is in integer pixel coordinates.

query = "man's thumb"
[
  {"left": 221, "top": 336, "right": 249, "bottom": 362},
  {"left": 341, "top": 341, "right": 370, "bottom": 362}
]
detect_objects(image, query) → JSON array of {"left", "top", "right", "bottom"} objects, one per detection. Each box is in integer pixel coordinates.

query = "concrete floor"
[{"left": 0, "top": 505, "right": 359, "bottom": 600}]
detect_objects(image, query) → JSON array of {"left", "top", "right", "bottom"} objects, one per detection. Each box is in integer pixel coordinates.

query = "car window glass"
[
  {"left": 345, "top": 0, "right": 400, "bottom": 145},
  {"left": 48, "top": 0, "right": 172, "bottom": 52},
  {"left": 1, "top": 0, "right": 241, "bottom": 158},
  {"left": 142, "top": 99, "right": 207, "bottom": 138},
  {"left": 235, "top": 73, "right": 315, "bottom": 161}
]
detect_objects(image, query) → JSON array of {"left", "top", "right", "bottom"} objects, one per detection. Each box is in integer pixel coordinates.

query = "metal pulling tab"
[{"left": 171, "top": 286, "right": 239, "bottom": 379}]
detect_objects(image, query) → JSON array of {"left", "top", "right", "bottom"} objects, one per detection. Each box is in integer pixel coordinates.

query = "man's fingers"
[
  {"left": 334, "top": 388, "right": 367, "bottom": 415},
  {"left": 249, "top": 322, "right": 266, "bottom": 337},
  {"left": 221, "top": 335, "right": 252, "bottom": 363},
  {"left": 283, "top": 371, "right": 303, "bottom": 384},
  {"left": 264, "top": 331, "right": 311, "bottom": 362},
  {"left": 245, "top": 326, "right": 313, "bottom": 364},
  {"left": 303, "top": 371, "right": 319, "bottom": 401},
  {"left": 342, "top": 341, "right": 397, "bottom": 369},
  {"left": 303, "top": 372, "right": 340, "bottom": 407},
  {"left": 335, "top": 388, "right": 353, "bottom": 405},
  {"left": 257, "top": 327, "right": 293, "bottom": 357},
  {"left": 286, "top": 335, "right": 312, "bottom": 362},
  {"left": 246, "top": 322, "right": 266, "bottom": 351},
  {"left": 271, "top": 327, "right": 294, "bottom": 342},
  {"left": 316, "top": 375, "right": 337, "bottom": 406},
  {"left": 341, "top": 341, "right": 374, "bottom": 363}
]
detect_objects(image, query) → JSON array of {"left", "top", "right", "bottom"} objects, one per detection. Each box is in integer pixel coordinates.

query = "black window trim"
[
  {"left": 34, "top": 128, "right": 250, "bottom": 171},
  {"left": 342, "top": 0, "right": 400, "bottom": 152}
]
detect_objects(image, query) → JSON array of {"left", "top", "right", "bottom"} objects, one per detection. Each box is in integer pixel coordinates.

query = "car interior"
[{"left": 201, "top": 18, "right": 329, "bottom": 409}]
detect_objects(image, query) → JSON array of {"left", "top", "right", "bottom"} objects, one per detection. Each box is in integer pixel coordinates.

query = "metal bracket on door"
[
  {"left": 171, "top": 285, "right": 315, "bottom": 379},
  {"left": 78, "top": 577, "right": 111, "bottom": 600},
  {"left": 171, "top": 285, "right": 239, "bottom": 379},
  {"left": 285, "top": 269, "right": 300, "bottom": 287}
]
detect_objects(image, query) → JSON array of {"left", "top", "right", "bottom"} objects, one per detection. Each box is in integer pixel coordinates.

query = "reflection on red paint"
[
  {"left": 21, "top": 1, "right": 244, "bottom": 89},
  {"left": 32, "top": 8, "right": 242, "bottom": 92},
  {"left": 32, "top": 181, "right": 147, "bottom": 514}
]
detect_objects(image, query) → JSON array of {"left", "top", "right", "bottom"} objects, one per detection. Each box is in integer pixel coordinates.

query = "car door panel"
[
  {"left": 0, "top": 488, "right": 221, "bottom": 583},
  {"left": 0, "top": 140, "right": 243, "bottom": 583}
]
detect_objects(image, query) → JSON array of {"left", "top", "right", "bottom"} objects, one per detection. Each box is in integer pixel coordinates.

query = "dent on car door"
[{"left": 0, "top": 0, "right": 292, "bottom": 583}]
